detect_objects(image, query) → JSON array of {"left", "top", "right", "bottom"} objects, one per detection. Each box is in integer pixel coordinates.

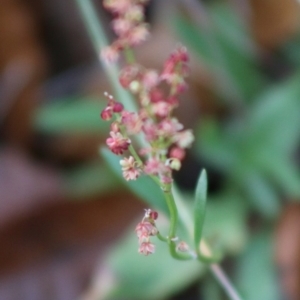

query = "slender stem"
[
  {"left": 162, "top": 185, "right": 193, "bottom": 260},
  {"left": 75, "top": 0, "right": 137, "bottom": 112},
  {"left": 124, "top": 47, "right": 136, "bottom": 64},
  {"left": 210, "top": 264, "right": 243, "bottom": 300},
  {"left": 163, "top": 185, "right": 178, "bottom": 239}
]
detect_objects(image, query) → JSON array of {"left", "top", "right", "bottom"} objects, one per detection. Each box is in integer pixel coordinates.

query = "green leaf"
[
  {"left": 245, "top": 72, "right": 300, "bottom": 154},
  {"left": 194, "top": 169, "right": 208, "bottom": 252},
  {"left": 243, "top": 170, "right": 281, "bottom": 219},
  {"left": 173, "top": 3, "right": 266, "bottom": 102},
  {"left": 62, "top": 161, "right": 119, "bottom": 198},
  {"left": 235, "top": 230, "right": 280, "bottom": 300},
  {"left": 34, "top": 97, "right": 109, "bottom": 133},
  {"left": 100, "top": 148, "right": 169, "bottom": 215},
  {"left": 203, "top": 194, "right": 248, "bottom": 255}
]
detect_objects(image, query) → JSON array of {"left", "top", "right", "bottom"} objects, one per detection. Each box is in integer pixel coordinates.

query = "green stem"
[
  {"left": 75, "top": 0, "right": 137, "bottom": 112},
  {"left": 124, "top": 47, "right": 136, "bottom": 64},
  {"left": 163, "top": 185, "right": 193, "bottom": 260}
]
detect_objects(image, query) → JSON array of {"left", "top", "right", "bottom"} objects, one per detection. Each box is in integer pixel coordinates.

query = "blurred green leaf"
[
  {"left": 194, "top": 169, "right": 208, "bottom": 251},
  {"left": 34, "top": 97, "right": 109, "bottom": 133},
  {"left": 195, "top": 118, "right": 239, "bottom": 172},
  {"left": 203, "top": 193, "right": 248, "bottom": 255},
  {"left": 235, "top": 230, "right": 280, "bottom": 300},
  {"left": 63, "top": 161, "right": 119, "bottom": 198},
  {"left": 243, "top": 170, "right": 280, "bottom": 218},
  {"left": 173, "top": 3, "right": 266, "bottom": 101},
  {"left": 246, "top": 72, "right": 300, "bottom": 155},
  {"left": 101, "top": 148, "right": 169, "bottom": 215}
]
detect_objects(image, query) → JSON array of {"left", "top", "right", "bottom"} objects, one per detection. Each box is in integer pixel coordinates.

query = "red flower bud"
[{"left": 113, "top": 102, "right": 124, "bottom": 113}]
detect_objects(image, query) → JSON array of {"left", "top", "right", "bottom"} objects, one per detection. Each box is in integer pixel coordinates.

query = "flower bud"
[
  {"left": 100, "top": 107, "right": 113, "bottom": 121},
  {"left": 177, "top": 241, "right": 189, "bottom": 252},
  {"left": 149, "top": 210, "right": 158, "bottom": 220},
  {"left": 166, "top": 158, "right": 181, "bottom": 171},
  {"left": 113, "top": 101, "right": 124, "bottom": 113},
  {"left": 129, "top": 80, "right": 141, "bottom": 94}
]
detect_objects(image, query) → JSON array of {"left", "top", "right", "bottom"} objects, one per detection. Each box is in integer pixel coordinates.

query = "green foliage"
[
  {"left": 196, "top": 72, "right": 300, "bottom": 217},
  {"left": 194, "top": 169, "right": 208, "bottom": 253},
  {"left": 62, "top": 162, "right": 119, "bottom": 198},
  {"left": 235, "top": 229, "right": 280, "bottom": 300},
  {"left": 173, "top": 2, "right": 267, "bottom": 102},
  {"left": 203, "top": 193, "right": 248, "bottom": 255},
  {"left": 34, "top": 97, "right": 109, "bottom": 133}
]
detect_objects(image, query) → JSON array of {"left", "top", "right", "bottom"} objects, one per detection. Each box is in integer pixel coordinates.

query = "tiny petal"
[
  {"left": 177, "top": 241, "right": 189, "bottom": 252},
  {"left": 135, "top": 221, "right": 155, "bottom": 238},
  {"left": 138, "top": 241, "right": 155, "bottom": 256},
  {"left": 106, "top": 131, "right": 131, "bottom": 155},
  {"left": 122, "top": 111, "right": 143, "bottom": 134},
  {"left": 112, "top": 18, "right": 132, "bottom": 36},
  {"left": 120, "top": 156, "right": 140, "bottom": 181},
  {"left": 100, "top": 107, "right": 113, "bottom": 120},
  {"left": 169, "top": 147, "right": 186, "bottom": 160},
  {"left": 128, "top": 24, "right": 149, "bottom": 46},
  {"left": 174, "top": 130, "right": 194, "bottom": 148},
  {"left": 142, "top": 70, "right": 160, "bottom": 90}
]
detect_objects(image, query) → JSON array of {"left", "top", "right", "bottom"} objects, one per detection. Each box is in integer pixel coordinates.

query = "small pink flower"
[
  {"left": 149, "top": 89, "right": 164, "bottom": 103},
  {"left": 160, "top": 174, "right": 173, "bottom": 184},
  {"left": 106, "top": 131, "right": 131, "bottom": 155},
  {"left": 138, "top": 241, "right": 155, "bottom": 256},
  {"left": 112, "top": 18, "right": 132, "bottom": 36},
  {"left": 158, "top": 118, "right": 183, "bottom": 136},
  {"left": 110, "top": 122, "right": 120, "bottom": 132},
  {"left": 100, "top": 107, "right": 113, "bottom": 120},
  {"left": 125, "top": 5, "right": 144, "bottom": 22},
  {"left": 177, "top": 241, "right": 189, "bottom": 252},
  {"left": 173, "top": 129, "right": 194, "bottom": 148},
  {"left": 142, "top": 70, "right": 160, "bottom": 90},
  {"left": 128, "top": 24, "right": 149, "bottom": 46},
  {"left": 142, "top": 120, "right": 158, "bottom": 142},
  {"left": 135, "top": 221, "right": 156, "bottom": 239},
  {"left": 169, "top": 147, "right": 186, "bottom": 161},
  {"left": 120, "top": 156, "right": 140, "bottom": 180},
  {"left": 119, "top": 65, "right": 140, "bottom": 89},
  {"left": 152, "top": 101, "right": 172, "bottom": 118},
  {"left": 144, "top": 158, "right": 164, "bottom": 175},
  {"left": 103, "top": 0, "right": 131, "bottom": 14},
  {"left": 122, "top": 111, "right": 142, "bottom": 135},
  {"left": 101, "top": 45, "right": 120, "bottom": 63}
]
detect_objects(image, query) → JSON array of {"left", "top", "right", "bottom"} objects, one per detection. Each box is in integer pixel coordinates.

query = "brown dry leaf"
[
  {"left": 250, "top": 0, "right": 300, "bottom": 49},
  {"left": 275, "top": 203, "right": 300, "bottom": 300}
]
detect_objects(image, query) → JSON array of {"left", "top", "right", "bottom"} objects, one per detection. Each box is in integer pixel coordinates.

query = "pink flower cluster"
[
  {"left": 135, "top": 209, "right": 158, "bottom": 255},
  {"left": 101, "top": 0, "right": 150, "bottom": 63},
  {"left": 101, "top": 46, "right": 194, "bottom": 184}
]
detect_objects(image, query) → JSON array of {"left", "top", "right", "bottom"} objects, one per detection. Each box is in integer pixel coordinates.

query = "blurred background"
[{"left": 1, "top": 0, "right": 300, "bottom": 299}]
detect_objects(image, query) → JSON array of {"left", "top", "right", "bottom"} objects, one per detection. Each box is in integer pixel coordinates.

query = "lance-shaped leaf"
[{"left": 194, "top": 169, "right": 208, "bottom": 253}]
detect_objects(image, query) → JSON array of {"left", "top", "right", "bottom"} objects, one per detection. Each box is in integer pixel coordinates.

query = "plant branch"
[{"left": 210, "top": 264, "right": 243, "bottom": 300}]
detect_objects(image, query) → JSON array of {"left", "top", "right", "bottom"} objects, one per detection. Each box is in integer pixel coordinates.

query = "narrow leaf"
[{"left": 194, "top": 169, "right": 208, "bottom": 252}]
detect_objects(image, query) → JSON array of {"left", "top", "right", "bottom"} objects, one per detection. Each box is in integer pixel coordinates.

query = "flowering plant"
[{"left": 77, "top": 0, "right": 243, "bottom": 299}]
